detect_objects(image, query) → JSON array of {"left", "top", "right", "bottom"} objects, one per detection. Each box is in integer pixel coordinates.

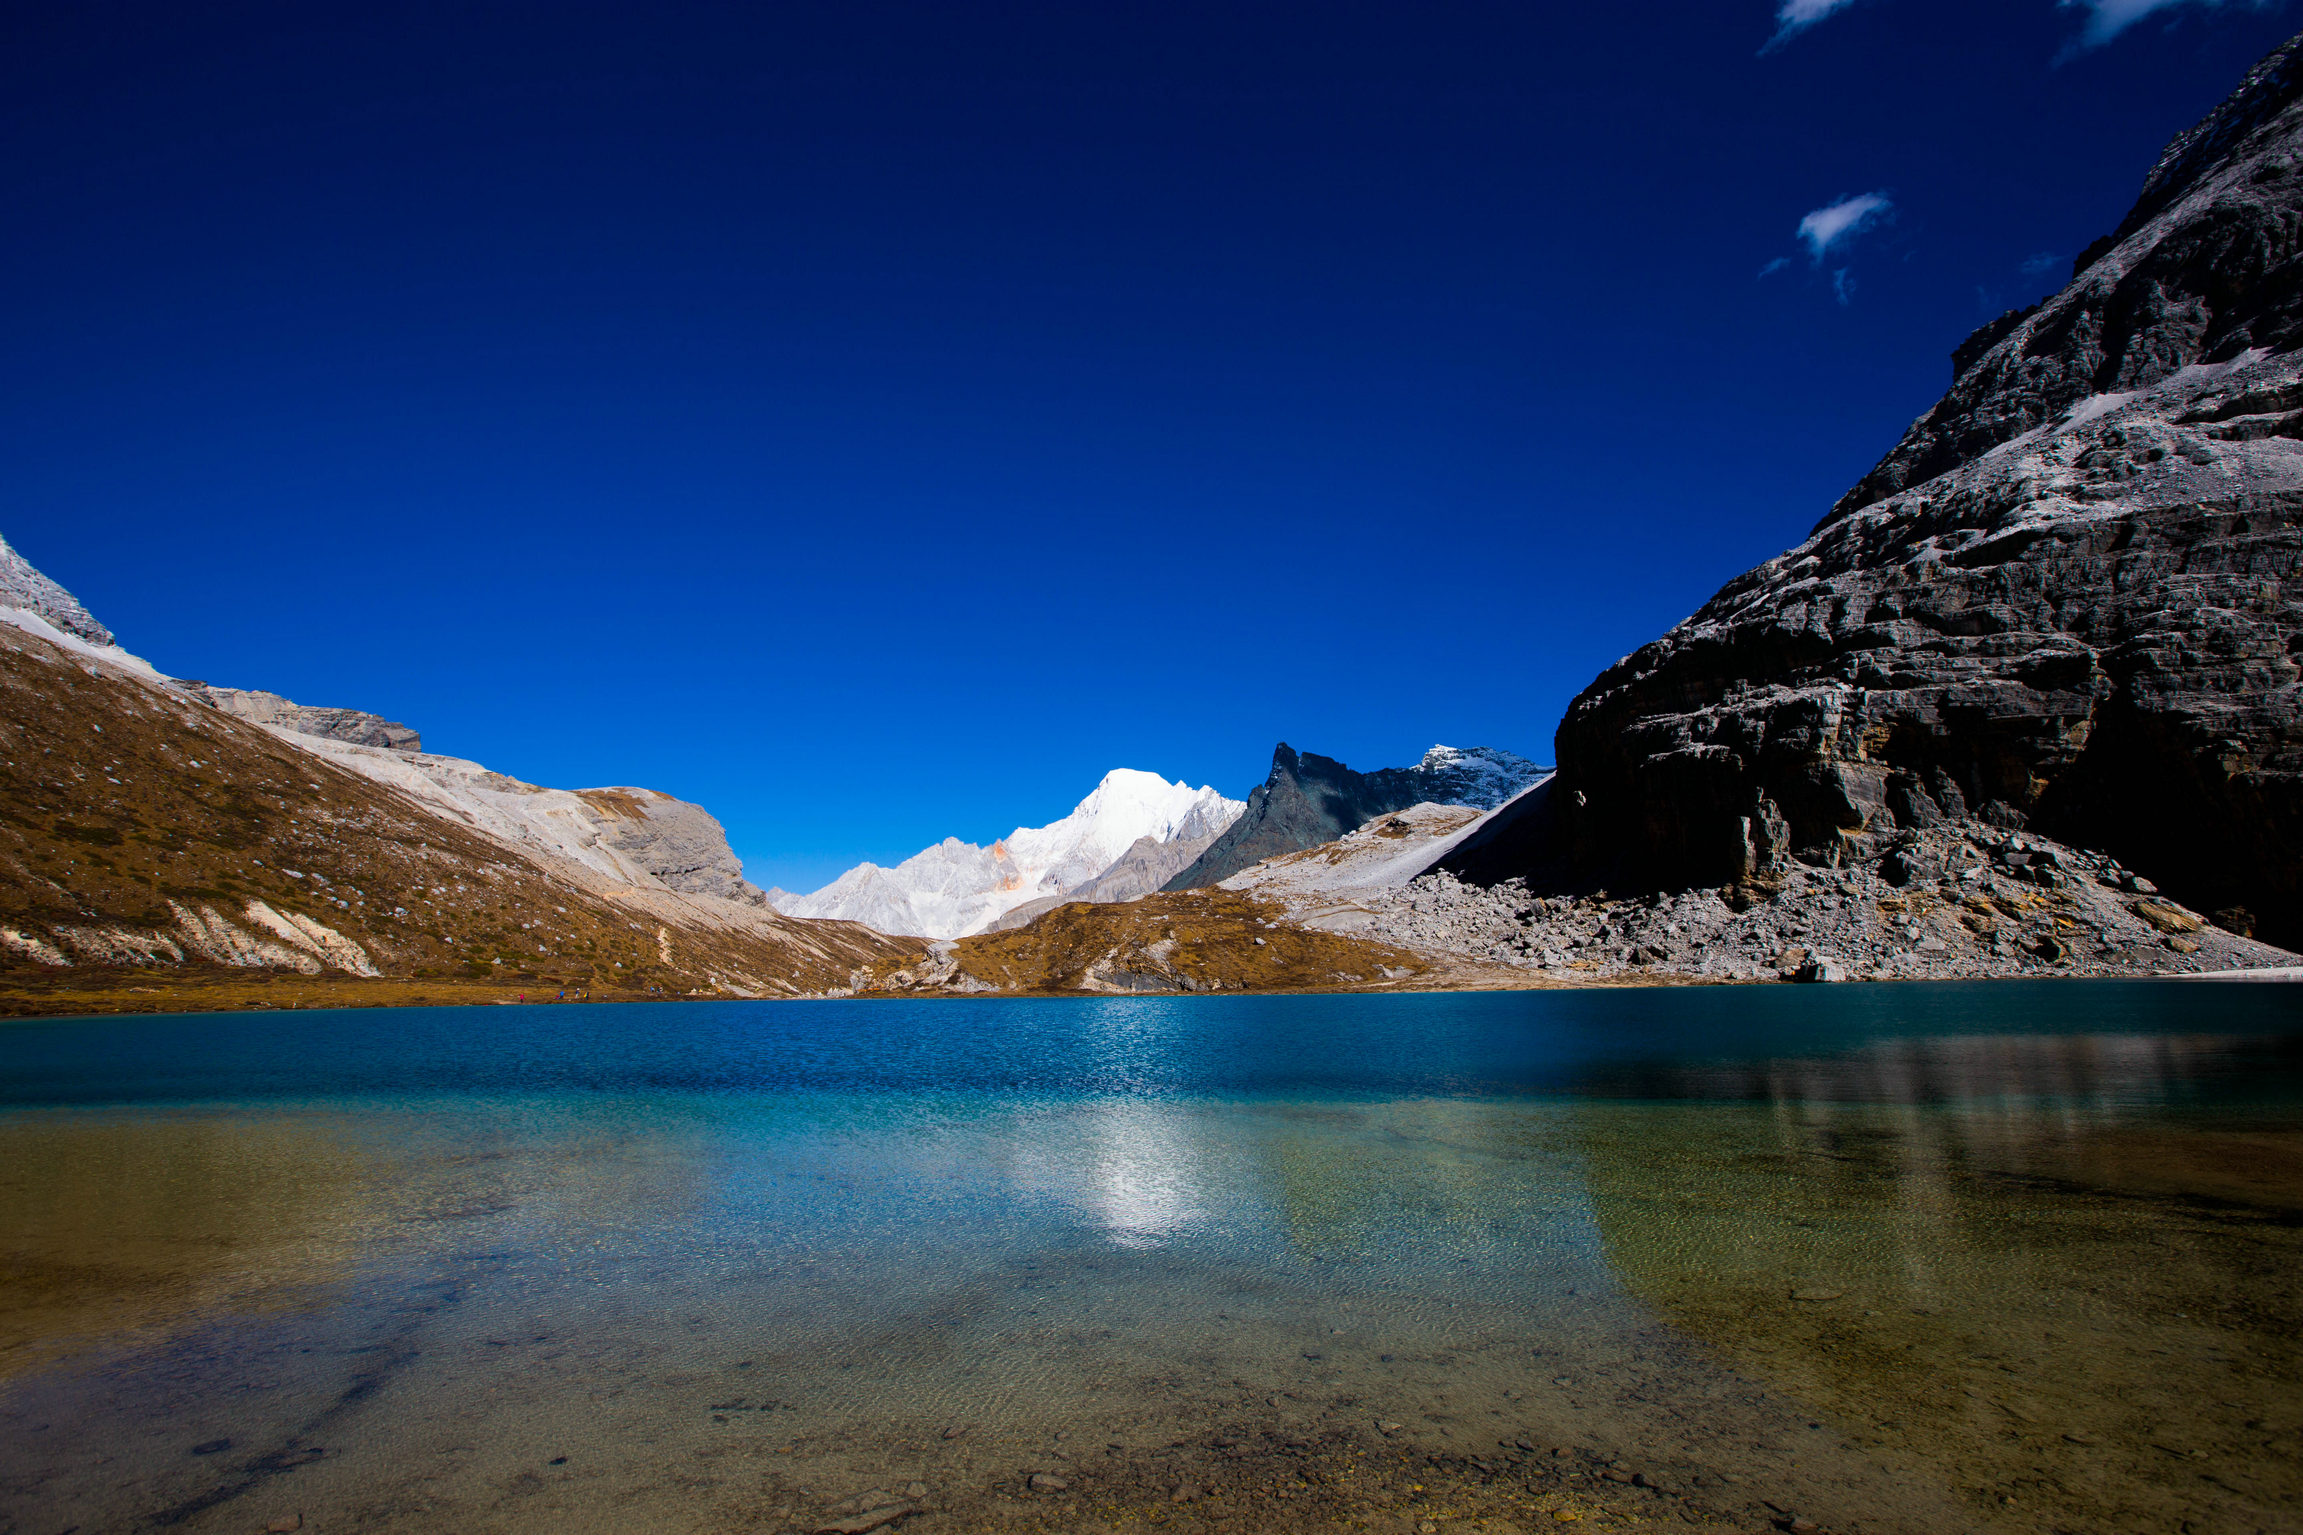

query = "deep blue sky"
[{"left": 6, "top": 1, "right": 2297, "bottom": 890}]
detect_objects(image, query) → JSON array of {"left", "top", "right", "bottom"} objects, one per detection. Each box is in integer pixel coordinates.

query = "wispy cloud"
[
  {"left": 2019, "top": 250, "right": 2061, "bottom": 276},
  {"left": 1832, "top": 268, "right": 1858, "bottom": 305},
  {"left": 1758, "top": 255, "right": 1792, "bottom": 279},
  {"left": 1764, "top": 0, "right": 1863, "bottom": 51},
  {"left": 2059, "top": 0, "right": 2273, "bottom": 51},
  {"left": 1798, "top": 192, "right": 1893, "bottom": 262}
]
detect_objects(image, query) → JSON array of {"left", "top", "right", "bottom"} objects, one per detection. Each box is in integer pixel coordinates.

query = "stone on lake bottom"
[{"left": 814, "top": 1507, "right": 913, "bottom": 1535}]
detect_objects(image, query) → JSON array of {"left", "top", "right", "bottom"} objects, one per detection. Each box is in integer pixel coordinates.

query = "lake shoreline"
[{"left": 9, "top": 959, "right": 2297, "bottom": 1020}]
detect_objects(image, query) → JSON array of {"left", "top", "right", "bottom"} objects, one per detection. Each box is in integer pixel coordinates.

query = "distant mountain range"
[
  {"left": 772, "top": 744, "right": 1550, "bottom": 940},
  {"left": 770, "top": 770, "right": 1245, "bottom": 939}
]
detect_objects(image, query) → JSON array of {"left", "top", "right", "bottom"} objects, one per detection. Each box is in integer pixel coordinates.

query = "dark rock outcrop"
[
  {"left": 1534, "top": 31, "right": 2303, "bottom": 947},
  {"left": 1164, "top": 743, "right": 1546, "bottom": 890},
  {"left": 1833, "top": 32, "right": 2303, "bottom": 521}
]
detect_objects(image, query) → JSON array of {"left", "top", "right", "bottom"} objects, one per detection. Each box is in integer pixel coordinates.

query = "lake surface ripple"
[{"left": 1, "top": 984, "right": 2297, "bottom": 1535}]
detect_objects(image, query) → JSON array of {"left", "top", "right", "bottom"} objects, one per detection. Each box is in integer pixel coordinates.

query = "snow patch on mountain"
[
  {"left": 774, "top": 769, "right": 1245, "bottom": 938},
  {"left": 1413, "top": 745, "right": 1551, "bottom": 810}
]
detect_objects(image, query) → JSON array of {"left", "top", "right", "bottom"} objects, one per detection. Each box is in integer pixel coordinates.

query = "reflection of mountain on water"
[{"left": 1574, "top": 1029, "right": 2303, "bottom": 1112}]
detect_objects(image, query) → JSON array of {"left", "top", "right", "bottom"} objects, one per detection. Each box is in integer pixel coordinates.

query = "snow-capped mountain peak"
[
  {"left": 1413, "top": 744, "right": 1552, "bottom": 811},
  {"left": 774, "top": 769, "right": 1245, "bottom": 939}
]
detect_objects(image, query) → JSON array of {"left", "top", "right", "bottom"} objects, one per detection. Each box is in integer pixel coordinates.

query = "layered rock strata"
[
  {"left": 1537, "top": 32, "right": 2303, "bottom": 946},
  {"left": 178, "top": 683, "right": 422, "bottom": 752}
]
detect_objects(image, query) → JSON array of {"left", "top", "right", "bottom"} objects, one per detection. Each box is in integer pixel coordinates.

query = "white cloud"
[
  {"left": 1766, "top": 0, "right": 1863, "bottom": 49},
  {"left": 1797, "top": 192, "right": 1893, "bottom": 262},
  {"left": 2060, "top": 0, "right": 2272, "bottom": 50},
  {"left": 1758, "top": 255, "right": 1792, "bottom": 278},
  {"left": 2020, "top": 250, "right": 2061, "bottom": 276}
]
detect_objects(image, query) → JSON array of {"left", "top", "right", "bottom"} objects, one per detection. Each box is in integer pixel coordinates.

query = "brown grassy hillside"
[
  {"left": 933, "top": 889, "right": 1440, "bottom": 993},
  {"left": 0, "top": 626, "right": 918, "bottom": 1013}
]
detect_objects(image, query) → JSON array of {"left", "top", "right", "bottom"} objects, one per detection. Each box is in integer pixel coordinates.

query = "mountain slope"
[
  {"left": 1530, "top": 31, "right": 2303, "bottom": 947},
  {"left": 0, "top": 617, "right": 913, "bottom": 1000},
  {"left": 275, "top": 734, "right": 773, "bottom": 906},
  {"left": 983, "top": 825, "right": 1225, "bottom": 932},
  {"left": 0, "top": 550, "right": 917, "bottom": 1006},
  {"left": 178, "top": 682, "right": 422, "bottom": 752},
  {"left": 775, "top": 768, "right": 1243, "bottom": 938},
  {"left": 0, "top": 534, "right": 111, "bottom": 646},
  {"left": 1163, "top": 744, "right": 1547, "bottom": 891}
]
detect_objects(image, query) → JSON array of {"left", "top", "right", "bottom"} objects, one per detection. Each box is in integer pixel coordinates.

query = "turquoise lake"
[{"left": 1, "top": 985, "right": 2298, "bottom": 1535}]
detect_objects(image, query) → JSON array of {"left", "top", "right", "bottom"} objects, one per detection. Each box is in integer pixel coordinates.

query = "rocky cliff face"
[
  {"left": 0, "top": 532, "right": 113, "bottom": 645},
  {"left": 1164, "top": 744, "right": 1546, "bottom": 891},
  {"left": 1541, "top": 32, "right": 2303, "bottom": 945},
  {"left": 178, "top": 683, "right": 422, "bottom": 752},
  {"left": 573, "top": 787, "right": 770, "bottom": 906}
]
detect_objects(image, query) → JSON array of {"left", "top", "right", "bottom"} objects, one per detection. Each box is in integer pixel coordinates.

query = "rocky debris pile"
[
  {"left": 178, "top": 682, "right": 422, "bottom": 751},
  {"left": 1538, "top": 31, "right": 2303, "bottom": 948},
  {"left": 1166, "top": 742, "right": 1546, "bottom": 891},
  {"left": 1332, "top": 822, "right": 2296, "bottom": 982}
]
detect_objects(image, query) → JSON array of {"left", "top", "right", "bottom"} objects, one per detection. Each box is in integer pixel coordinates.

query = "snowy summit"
[{"left": 774, "top": 769, "right": 1244, "bottom": 939}]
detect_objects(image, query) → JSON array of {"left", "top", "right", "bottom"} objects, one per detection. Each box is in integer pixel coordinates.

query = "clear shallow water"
[{"left": 1, "top": 985, "right": 2298, "bottom": 1535}]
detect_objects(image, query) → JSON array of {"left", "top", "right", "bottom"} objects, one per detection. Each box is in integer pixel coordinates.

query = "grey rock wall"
[{"left": 575, "top": 787, "right": 770, "bottom": 907}]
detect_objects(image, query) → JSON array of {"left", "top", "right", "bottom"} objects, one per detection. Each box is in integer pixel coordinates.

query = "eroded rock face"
[
  {"left": 0, "top": 531, "right": 113, "bottom": 645},
  {"left": 1543, "top": 32, "right": 2303, "bottom": 947},
  {"left": 573, "top": 787, "right": 770, "bottom": 907},
  {"left": 180, "top": 683, "right": 422, "bottom": 752}
]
